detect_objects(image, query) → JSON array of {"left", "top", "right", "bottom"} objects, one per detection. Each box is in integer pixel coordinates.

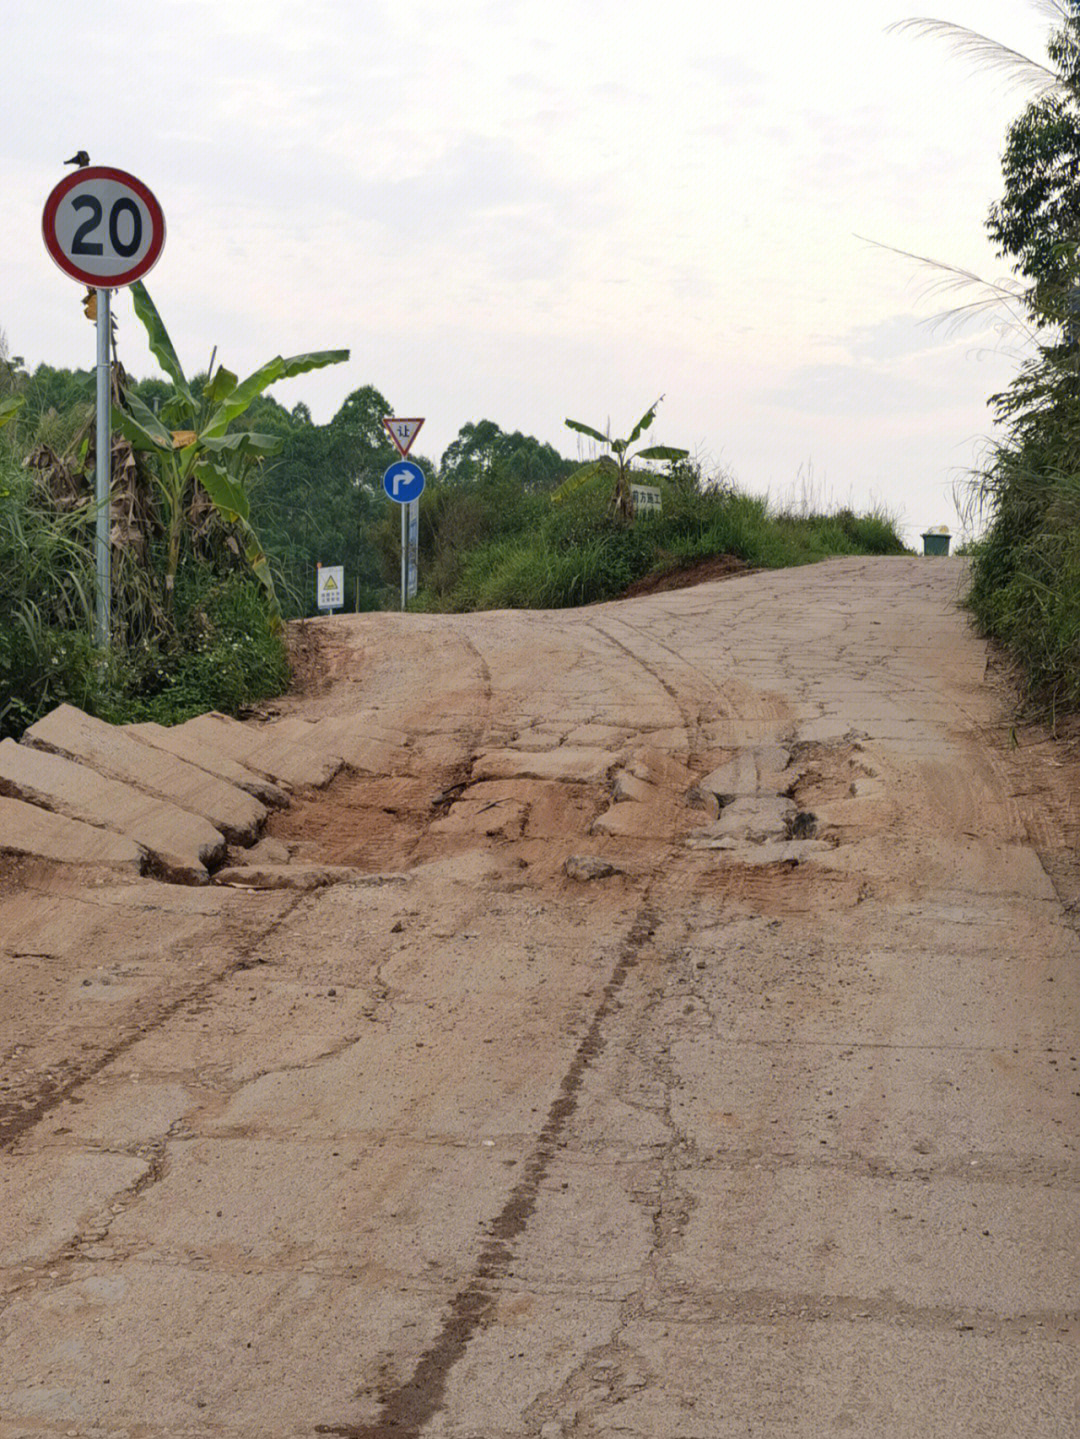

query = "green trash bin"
[{"left": 922, "top": 529, "right": 951, "bottom": 556}]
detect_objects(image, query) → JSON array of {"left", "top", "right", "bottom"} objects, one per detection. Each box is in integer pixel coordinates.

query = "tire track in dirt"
[
  {"left": 427, "top": 628, "right": 494, "bottom": 809},
  {"left": 585, "top": 616, "right": 706, "bottom": 761},
  {"left": 314, "top": 901, "right": 663, "bottom": 1439}
]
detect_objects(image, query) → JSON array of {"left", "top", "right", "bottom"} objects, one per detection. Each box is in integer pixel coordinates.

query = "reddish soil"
[{"left": 616, "top": 552, "right": 750, "bottom": 598}]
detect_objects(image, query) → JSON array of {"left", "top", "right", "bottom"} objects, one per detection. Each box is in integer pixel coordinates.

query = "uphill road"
[{"left": 1, "top": 555, "right": 1078, "bottom": 1439}]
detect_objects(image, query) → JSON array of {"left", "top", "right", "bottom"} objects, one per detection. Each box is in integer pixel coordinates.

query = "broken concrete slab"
[
  {"left": 0, "top": 739, "right": 225, "bottom": 882},
  {"left": 23, "top": 705, "right": 265, "bottom": 846},
  {"left": 699, "top": 794, "right": 796, "bottom": 844},
  {"left": 625, "top": 746, "right": 695, "bottom": 790},
  {"left": 239, "top": 836, "right": 293, "bottom": 866},
  {"left": 695, "top": 751, "right": 759, "bottom": 800},
  {"left": 176, "top": 712, "right": 344, "bottom": 790},
  {"left": 592, "top": 801, "right": 677, "bottom": 838},
  {"left": 255, "top": 715, "right": 316, "bottom": 743},
  {"left": 0, "top": 795, "right": 144, "bottom": 874},
  {"left": 309, "top": 716, "right": 404, "bottom": 776},
  {"left": 611, "top": 769, "right": 655, "bottom": 804},
  {"left": 473, "top": 747, "right": 618, "bottom": 785},
  {"left": 429, "top": 796, "right": 528, "bottom": 838},
  {"left": 126, "top": 722, "right": 290, "bottom": 809},
  {"left": 754, "top": 743, "right": 792, "bottom": 775},
  {"left": 693, "top": 744, "right": 792, "bottom": 807}
]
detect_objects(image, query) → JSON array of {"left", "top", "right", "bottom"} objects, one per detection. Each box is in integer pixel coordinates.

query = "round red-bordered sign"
[{"left": 42, "top": 167, "right": 165, "bottom": 288}]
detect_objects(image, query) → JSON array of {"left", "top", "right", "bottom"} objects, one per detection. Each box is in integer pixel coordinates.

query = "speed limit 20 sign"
[{"left": 42, "top": 166, "right": 165, "bottom": 288}]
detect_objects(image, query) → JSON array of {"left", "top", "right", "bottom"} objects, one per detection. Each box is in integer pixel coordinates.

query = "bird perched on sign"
[{"left": 64, "top": 151, "right": 90, "bottom": 168}]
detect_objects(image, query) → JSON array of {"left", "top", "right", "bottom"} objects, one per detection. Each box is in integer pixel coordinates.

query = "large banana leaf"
[
  {"left": 195, "top": 460, "right": 282, "bottom": 629},
  {"left": 112, "top": 391, "right": 173, "bottom": 451},
  {"left": 195, "top": 461, "right": 250, "bottom": 523},
  {"left": 202, "top": 366, "right": 238, "bottom": 405},
  {"left": 550, "top": 456, "right": 615, "bottom": 504},
  {"left": 638, "top": 445, "right": 690, "bottom": 462},
  {"left": 627, "top": 400, "right": 662, "bottom": 445},
  {"left": 129, "top": 281, "right": 196, "bottom": 416},
  {"left": 565, "top": 418, "right": 609, "bottom": 446},
  {"left": 199, "top": 431, "right": 284, "bottom": 459},
  {"left": 203, "top": 350, "right": 349, "bottom": 437},
  {"left": 0, "top": 395, "right": 24, "bottom": 431}
]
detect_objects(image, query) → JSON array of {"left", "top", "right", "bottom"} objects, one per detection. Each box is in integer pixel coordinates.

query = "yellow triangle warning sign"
[{"left": 316, "top": 564, "right": 345, "bottom": 609}]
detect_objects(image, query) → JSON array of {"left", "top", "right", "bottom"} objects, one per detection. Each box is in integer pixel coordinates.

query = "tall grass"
[
  {"left": 0, "top": 431, "right": 290, "bottom": 740},
  {"left": 0, "top": 450, "right": 107, "bottom": 736},
  {"left": 967, "top": 382, "right": 1080, "bottom": 713}
]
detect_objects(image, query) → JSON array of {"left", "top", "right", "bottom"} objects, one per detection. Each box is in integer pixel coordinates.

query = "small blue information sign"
[{"left": 383, "top": 460, "right": 425, "bottom": 504}]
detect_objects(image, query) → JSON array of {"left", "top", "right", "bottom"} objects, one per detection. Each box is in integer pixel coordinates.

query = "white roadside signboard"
[
  {"left": 316, "top": 564, "right": 345, "bottom": 612},
  {"left": 631, "top": 483, "right": 663, "bottom": 517}
]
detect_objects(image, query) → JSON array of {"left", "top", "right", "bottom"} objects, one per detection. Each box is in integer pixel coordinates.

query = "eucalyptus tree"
[{"left": 439, "top": 420, "right": 570, "bottom": 490}]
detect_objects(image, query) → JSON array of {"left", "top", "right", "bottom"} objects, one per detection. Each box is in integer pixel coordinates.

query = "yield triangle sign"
[{"left": 383, "top": 416, "right": 424, "bottom": 457}]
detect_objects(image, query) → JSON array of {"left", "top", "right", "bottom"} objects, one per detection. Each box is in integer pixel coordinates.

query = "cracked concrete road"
[{"left": 2, "top": 555, "right": 1079, "bottom": 1437}]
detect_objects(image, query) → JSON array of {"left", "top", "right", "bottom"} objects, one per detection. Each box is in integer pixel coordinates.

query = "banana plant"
[
  {"left": 0, "top": 395, "right": 24, "bottom": 431},
  {"left": 554, "top": 397, "right": 689, "bottom": 521},
  {"left": 112, "top": 281, "right": 348, "bottom": 627}
]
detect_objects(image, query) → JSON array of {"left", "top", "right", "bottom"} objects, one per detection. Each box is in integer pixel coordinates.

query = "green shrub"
[
  {"left": 102, "top": 570, "right": 290, "bottom": 726},
  {"left": 0, "top": 452, "right": 105, "bottom": 738},
  {"left": 968, "top": 426, "right": 1080, "bottom": 711}
]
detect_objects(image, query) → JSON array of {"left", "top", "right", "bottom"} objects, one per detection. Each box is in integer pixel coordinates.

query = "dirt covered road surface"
[{"left": 2, "top": 555, "right": 1079, "bottom": 1438}]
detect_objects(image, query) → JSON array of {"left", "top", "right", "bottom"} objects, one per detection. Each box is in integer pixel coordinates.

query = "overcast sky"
[{"left": 3, "top": 1, "right": 1059, "bottom": 542}]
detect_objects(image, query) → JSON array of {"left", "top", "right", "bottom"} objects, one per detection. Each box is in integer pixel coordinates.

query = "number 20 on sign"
[
  {"left": 42, "top": 167, "right": 166, "bottom": 288},
  {"left": 42, "top": 166, "right": 166, "bottom": 651}
]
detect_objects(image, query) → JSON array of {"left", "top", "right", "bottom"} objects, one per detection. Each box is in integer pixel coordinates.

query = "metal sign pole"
[
  {"left": 382, "top": 456, "right": 425, "bottom": 612},
  {"left": 94, "top": 287, "right": 111, "bottom": 649},
  {"left": 43, "top": 165, "right": 166, "bottom": 651}
]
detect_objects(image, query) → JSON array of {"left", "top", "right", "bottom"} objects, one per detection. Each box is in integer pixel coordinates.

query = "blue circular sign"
[{"left": 383, "top": 459, "right": 425, "bottom": 504}]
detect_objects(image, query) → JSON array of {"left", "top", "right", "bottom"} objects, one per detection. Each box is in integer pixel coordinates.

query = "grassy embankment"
[{"left": 408, "top": 472, "right": 907, "bottom": 611}]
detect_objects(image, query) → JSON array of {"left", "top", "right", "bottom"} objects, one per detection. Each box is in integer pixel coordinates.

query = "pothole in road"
[
  {"left": 787, "top": 738, "right": 876, "bottom": 810},
  {"left": 250, "top": 765, "right": 613, "bottom": 883},
  {"left": 264, "top": 772, "right": 436, "bottom": 872}
]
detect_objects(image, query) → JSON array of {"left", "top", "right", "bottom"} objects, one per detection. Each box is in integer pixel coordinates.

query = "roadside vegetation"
[
  {"left": 902, "top": 3, "right": 1080, "bottom": 715},
  {"left": 0, "top": 292, "right": 344, "bottom": 740},
  {"left": 1, "top": 310, "right": 904, "bottom": 740}
]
